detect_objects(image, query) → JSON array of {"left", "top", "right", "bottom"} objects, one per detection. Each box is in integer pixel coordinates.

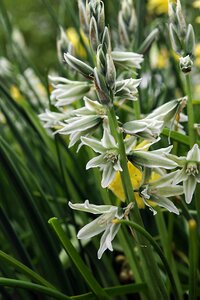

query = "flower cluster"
[{"left": 39, "top": 0, "right": 199, "bottom": 259}]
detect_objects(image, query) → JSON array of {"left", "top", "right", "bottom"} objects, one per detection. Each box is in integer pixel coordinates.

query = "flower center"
[
  {"left": 98, "top": 212, "right": 113, "bottom": 226},
  {"left": 104, "top": 149, "right": 118, "bottom": 163},
  {"left": 97, "top": 107, "right": 106, "bottom": 116},
  {"left": 186, "top": 162, "right": 199, "bottom": 176}
]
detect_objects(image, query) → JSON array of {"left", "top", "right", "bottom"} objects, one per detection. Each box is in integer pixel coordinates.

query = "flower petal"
[
  {"left": 81, "top": 136, "right": 104, "bottom": 153},
  {"left": 132, "top": 150, "right": 177, "bottom": 169},
  {"left": 101, "top": 164, "right": 116, "bottom": 188},
  {"left": 86, "top": 154, "right": 105, "bottom": 169},
  {"left": 151, "top": 195, "right": 179, "bottom": 215},
  {"left": 77, "top": 216, "right": 107, "bottom": 239},
  {"left": 183, "top": 175, "right": 197, "bottom": 204},
  {"left": 68, "top": 200, "right": 116, "bottom": 214},
  {"left": 101, "top": 128, "right": 117, "bottom": 149},
  {"left": 97, "top": 223, "right": 121, "bottom": 259}
]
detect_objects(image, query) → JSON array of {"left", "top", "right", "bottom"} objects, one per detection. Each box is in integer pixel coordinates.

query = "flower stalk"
[
  {"left": 185, "top": 74, "right": 195, "bottom": 148},
  {"left": 107, "top": 106, "right": 169, "bottom": 300}
]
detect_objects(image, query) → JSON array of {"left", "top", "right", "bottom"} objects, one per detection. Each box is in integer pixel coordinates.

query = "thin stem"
[
  {"left": 115, "top": 219, "right": 180, "bottom": 300},
  {"left": 107, "top": 106, "right": 169, "bottom": 300},
  {"left": 134, "top": 99, "right": 141, "bottom": 120},
  {"left": 188, "top": 219, "right": 198, "bottom": 300},
  {"left": 185, "top": 75, "right": 195, "bottom": 148}
]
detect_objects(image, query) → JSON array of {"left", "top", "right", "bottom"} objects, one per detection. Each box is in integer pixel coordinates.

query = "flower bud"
[
  {"left": 185, "top": 24, "right": 195, "bottom": 56},
  {"left": 96, "top": 45, "right": 106, "bottom": 74},
  {"left": 169, "top": 23, "right": 182, "bottom": 55},
  {"left": 78, "top": 0, "right": 89, "bottom": 34},
  {"left": 64, "top": 53, "right": 94, "bottom": 78},
  {"left": 106, "top": 53, "right": 116, "bottom": 90},
  {"left": 179, "top": 55, "right": 193, "bottom": 73},
  {"left": 89, "top": 16, "right": 99, "bottom": 51},
  {"left": 101, "top": 27, "right": 111, "bottom": 54},
  {"left": 94, "top": 67, "right": 111, "bottom": 105},
  {"left": 176, "top": 0, "right": 187, "bottom": 37}
]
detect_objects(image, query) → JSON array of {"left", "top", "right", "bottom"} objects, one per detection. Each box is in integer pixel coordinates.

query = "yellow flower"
[
  {"left": 195, "top": 16, "right": 200, "bottom": 23},
  {"left": 66, "top": 27, "right": 88, "bottom": 58},
  {"left": 195, "top": 43, "right": 200, "bottom": 67},
  {"left": 109, "top": 162, "right": 160, "bottom": 209},
  {"left": 148, "top": 0, "right": 177, "bottom": 15},
  {"left": 148, "top": 0, "right": 168, "bottom": 15},
  {"left": 193, "top": 0, "right": 200, "bottom": 8},
  {"left": 109, "top": 162, "right": 145, "bottom": 207},
  {"left": 10, "top": 85, "right": 22, "bottom": 102}
]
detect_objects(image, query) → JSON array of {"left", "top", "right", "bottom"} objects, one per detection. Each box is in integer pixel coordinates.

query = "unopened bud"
[
  {"left": 106, "top": 53, "right": 116, "bottom": 90},
  {"left": 179, "top": 55, "right": 193, "bottom": 73},
  {"left": 101, "top": 27, "right": 111, "bottom": 54},
  {"left": 78, "top": 0, "right": 89, "bottom": 34},
  {"left": 185, "top": 24, "right": 195, "bottom": 56},
  {"left": 176, "top": 0, "right": 187, "bottom": 37},
  {"left": 64, "top": 53, "right": 94, "bottom": 78},
  {"left": 169, "top": 23, "right": 182, "bottom": 55},
  {"left": 96, "top": 45, "right": 106, "bottom": 74},
  {"left": 94, "top": 67, "right": 111, "bottom": 105},
  {"left": 89, "top": 17, "right": 99, "bottom": 51},
  {"left": 96, "top": 1, "right": 105, "bottom": 35}
]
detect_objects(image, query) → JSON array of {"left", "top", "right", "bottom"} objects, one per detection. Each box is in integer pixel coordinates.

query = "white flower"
[
  {"left": 169, "top": 144, "right": 200, "bottom": 204},
  {"left": 68, "top": 200, "right": 124, "bottom": 259},
  {"left": 128, "top": 145, "right": 178, "bottom": 169},
  {"left": 114, "top": 78, "right": 141, "bottom": 101},
  {"left": 49, "top": 75, "right": 92, "bottom": 107},
  {"left": 39, "top": 109, "right": 72, "bottom": 128},
  {"left": 57, "top": 97, "right": 107, "bottom": 147},
  {"left": 112, "top": 51, "right": 144, "bottom": 69},
  {"left": 81, "top": 128, "right": 122, "bottom": 188},
  {"left": 139, "top": 172, "right": 182, "bottom": 215},
  {"left": 123, "top": 118, "right": 164, "bottom": 140}
]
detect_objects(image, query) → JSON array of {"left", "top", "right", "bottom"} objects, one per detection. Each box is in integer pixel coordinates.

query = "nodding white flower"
[
  {"left": 128, "top": 145, "right": 178, "bottom": 170},
  {"left": 56, "top": 97, "right": 107, "bottom": 147},
  {"left": 168, "top": 144, "right": 200, "bottom": 204},
  {"left": 39, "top": 109, "right": 72, "bottom": 128},
  {"left": 145, "top": 97, "right": 187, "bottom": 126},
  {"left": 49, "top": 75, "right": 92, "bottom": 107},
  {"left": 138, "top": 172, "right": 182, "bottom": 215},
  {"left": 111, "top": 51, "right": 143, "bottom": 69},
  {"left": 81, "top": 128, "right": 122, "bottom": 188},
  {"left": 114, "top": 78, "right": 142, "bottom": 101},
  {"left": 69, "top": 200, "right": 124, "bottom": 259},
  {"left": 123, "top": 118, "right": 164, "bottom": 140}
]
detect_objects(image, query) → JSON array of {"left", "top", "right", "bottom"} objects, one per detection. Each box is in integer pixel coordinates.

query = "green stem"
[
  {"left": 116, "top": 219, "right": 180, "bottom": 300},
  {"left": 48, "top": 217, "right": 111, "bottom": 300},
  {"left": 134, "top": 100, "right": 141, "bottom": 120},
  {"left": 0, "top": 278, "right": 70, "bottom": 300},
  {"left": 188, "top": 219, "right": 198, "bottom": 300},
  {"left": 107, "top": 106, "right": 168, "bottom": 300},
  {"left": 185, "top": 75, "right": 195, "bottom": 148}
]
